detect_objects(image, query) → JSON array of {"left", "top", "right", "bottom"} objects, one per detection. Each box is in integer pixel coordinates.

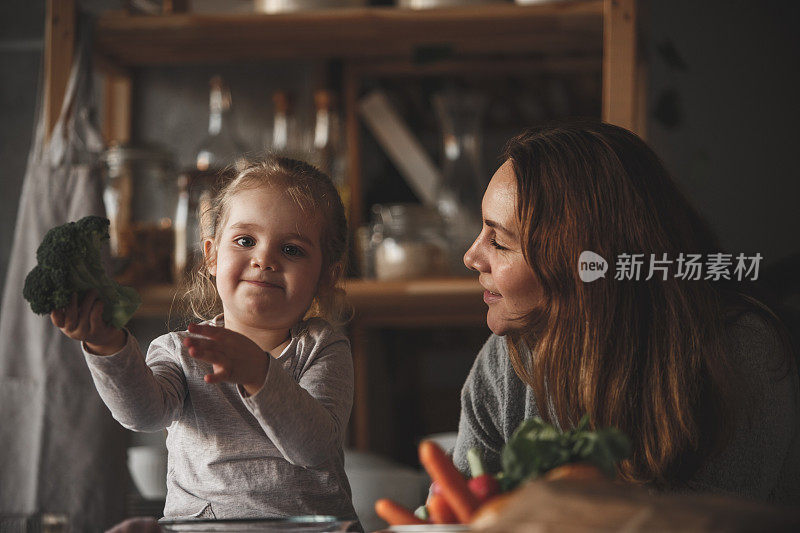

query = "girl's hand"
[
  {"left": 183, "top": 323, "right": 270, "bottom": 395},
  {"left": 50, "top": 290, "right": 126, "bottom": 356}
]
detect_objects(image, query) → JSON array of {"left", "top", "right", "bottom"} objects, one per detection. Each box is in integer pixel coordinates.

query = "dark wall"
[{"left": 646, "top": 1, "right": 800, "bottom": 266}]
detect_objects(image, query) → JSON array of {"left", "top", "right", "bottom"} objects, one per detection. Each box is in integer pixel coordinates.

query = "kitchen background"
[{"left": 1, "top": 0, "right": 799, "bottom": 530}]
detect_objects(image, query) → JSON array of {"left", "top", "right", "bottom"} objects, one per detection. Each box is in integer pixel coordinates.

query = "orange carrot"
[
  {"left": 418, "top": 440, "right": 479, "bottom": 523},
  {"left": 374, "top": 498, "right": 428, "bottom": 526},
  {"left": 427, "top": 493, "right": 459, "bottom": 524}
]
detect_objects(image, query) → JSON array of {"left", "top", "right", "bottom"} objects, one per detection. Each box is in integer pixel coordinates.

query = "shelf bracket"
[
  {"left": 602, "top": 0, "right": 644, "bottom": 136},
  {"left": 44, "top": 0, "right": 75, "bottom": 142}
]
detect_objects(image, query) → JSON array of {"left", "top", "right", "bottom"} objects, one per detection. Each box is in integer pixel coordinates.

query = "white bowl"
[
  {"left": 128, "top": 445, "right": 168, "bottom": 500},
  {"left": 421, "top": 432, "right": 459, "bottom": 455},
  {"left": 345, "top": 450, "right": 429, "bottom": 533}
]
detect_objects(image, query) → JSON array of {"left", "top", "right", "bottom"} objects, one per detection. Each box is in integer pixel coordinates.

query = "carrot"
[
  {"left": 374, "top": 498, "right": 428, "bottom": 526},
  {"left": 418, "top": 440, "right": 479, "bottom": 523},
  {"left": 427, "top": 493, "right": 459, "bottom": 524}
]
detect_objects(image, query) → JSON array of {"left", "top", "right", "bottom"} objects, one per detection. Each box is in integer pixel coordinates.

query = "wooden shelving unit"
[
  {"left": 94, "top": 3, "right": 604, "bottom": 64},
  {"left": 136, "top": 278, "right": 486, "bottom": 325},
  {"left": 45, "top": 0, "right": 642, "bottom": 451}
]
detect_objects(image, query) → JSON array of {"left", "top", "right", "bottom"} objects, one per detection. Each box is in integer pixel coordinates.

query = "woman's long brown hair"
[{"left": 503, "top": 121, "right": 788, "bottom": 488}]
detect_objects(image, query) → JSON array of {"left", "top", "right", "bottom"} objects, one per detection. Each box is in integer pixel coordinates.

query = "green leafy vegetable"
[
  {"left": 498, "top": 414, "right": 631, "bottom": 491},
  {"left": 23, "top": 215, "right": 140, "bottom": 329}
]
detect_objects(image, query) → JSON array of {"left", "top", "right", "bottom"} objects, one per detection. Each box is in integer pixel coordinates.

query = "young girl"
[{"left": 51, "top": 157, "right": 358, "bottom": 521}]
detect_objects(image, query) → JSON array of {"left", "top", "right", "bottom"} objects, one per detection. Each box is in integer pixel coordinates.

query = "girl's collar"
[{"left": 209, "top": 313, "right": 303, "bottom": 358}]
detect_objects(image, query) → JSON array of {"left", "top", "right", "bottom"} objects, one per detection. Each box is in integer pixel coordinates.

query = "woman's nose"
[{"left": 463, "top": 235, "right": 485, "bottom": 272}]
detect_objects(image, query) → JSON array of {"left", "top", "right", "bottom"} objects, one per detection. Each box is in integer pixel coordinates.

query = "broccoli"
[{"left": 23, "top": 215, "right": 141, "bottom": 329}]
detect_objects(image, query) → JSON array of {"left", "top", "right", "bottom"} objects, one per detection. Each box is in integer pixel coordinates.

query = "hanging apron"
[{"left": 0, "top": 28, "right": 128, "bottom": 532}]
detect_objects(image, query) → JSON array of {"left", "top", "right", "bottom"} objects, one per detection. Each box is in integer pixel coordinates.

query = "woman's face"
[{"left": 464, "top": 160, "right": 542, "bottom": 336}]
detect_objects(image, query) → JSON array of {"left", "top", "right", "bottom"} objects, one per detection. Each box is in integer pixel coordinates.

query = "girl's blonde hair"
[{"left": 180, "top": 156, "right": 350, "bottom": 327}]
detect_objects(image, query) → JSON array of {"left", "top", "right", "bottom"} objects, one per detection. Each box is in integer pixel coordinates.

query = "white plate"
[{"left": 159, "top": 516, "right": 355, "bottom": 532}]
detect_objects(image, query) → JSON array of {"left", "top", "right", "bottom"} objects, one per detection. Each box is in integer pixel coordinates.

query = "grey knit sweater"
[
  {"left": 452, "top": 312, "right": 800, "bottom": 504},
  {"left": 82, "top": 316, "right": 357, "bottom": 521}
]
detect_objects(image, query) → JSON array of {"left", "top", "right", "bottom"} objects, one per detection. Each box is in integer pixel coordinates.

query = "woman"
[{"left": 453, "top": 121, "right": 799, "bottom": 503}]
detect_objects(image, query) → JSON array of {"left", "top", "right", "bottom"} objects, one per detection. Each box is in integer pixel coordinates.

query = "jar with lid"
[
  {"left": 367, "top": 204, "right": 450, "bottom": 281},
  {"left": 99, "top": 143, "right": 177, "bottom": 285}
]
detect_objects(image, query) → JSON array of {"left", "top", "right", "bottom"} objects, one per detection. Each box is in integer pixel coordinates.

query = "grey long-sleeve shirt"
[
  {"left": 453, "top": 312, "right": 800, "bottom": 504},
  {"left": 82, "top": 316, "right": 357, "bottom": 521}
]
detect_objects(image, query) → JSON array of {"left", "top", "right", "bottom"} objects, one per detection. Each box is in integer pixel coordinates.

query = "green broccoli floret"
[{"left": 23, "top": 215, "right": 141, "bottom": 329}]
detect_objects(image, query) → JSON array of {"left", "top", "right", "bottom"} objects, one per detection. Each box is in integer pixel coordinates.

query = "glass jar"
[
  {"left": 366, "top": 204, "right": 450, "bottom": 281},
  {"left": 100, "top": 143, "right": 176, "bottom": 285}
]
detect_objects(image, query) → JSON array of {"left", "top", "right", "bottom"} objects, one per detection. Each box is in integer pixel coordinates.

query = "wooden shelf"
[
  {"left": 345, "top": 277, "right": 486, "bottom": 326},
  {"left": 135, "top": 277, "right": 487, "bottom": 327},
  {"left": 94, "top": 2, "right": 603, "bottom": 65}
]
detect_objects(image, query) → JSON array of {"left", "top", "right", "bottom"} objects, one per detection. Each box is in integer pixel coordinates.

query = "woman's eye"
[
  {"left": 282, "top": 244, "right": 304, "bottom": 257},
  {"left": 490, "top": 238, "right": 507, "bottom": 251},
  {"left": 234, "top": 236, "right": 255, "bottom": 247}
]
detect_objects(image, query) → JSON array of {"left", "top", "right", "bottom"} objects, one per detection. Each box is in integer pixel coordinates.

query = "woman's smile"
[{"left": 483, "top": 289, "right": 502, "bottom": 304}]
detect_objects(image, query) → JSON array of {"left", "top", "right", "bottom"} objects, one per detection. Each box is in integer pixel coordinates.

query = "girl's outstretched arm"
[
  {"left": 51, "top": 290, "right": 186, "bottom": 432},
  {"left": 82, "top": 328, "right": 187, "bottom": 433}
]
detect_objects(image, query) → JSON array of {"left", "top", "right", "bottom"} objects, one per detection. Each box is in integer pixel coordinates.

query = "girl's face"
[
  {"left": 206, "top": 185, "right": 323, "bottom": 333},
  {"left": 464, "top": 160, "right": 542, "bottom": 336}
]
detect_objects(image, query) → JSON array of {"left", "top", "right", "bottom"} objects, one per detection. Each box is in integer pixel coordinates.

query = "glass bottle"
[
  {"left": 175, "top": 76, "right": 247, "bottom": 280},
  {"left": 195, "top": 75, "right": 248, "bottom": 172},
  {"left": 310, "top": 89, "right": 349, "bottom": 212},
  {"left": 432, "top": 90, "right": 488, "bottom": 274},
  {"left": 268, "top": 90, "right": 304, "bottom": 156},
  {"left": 174, "top": 167, "right": 238, "bottom": 282}
]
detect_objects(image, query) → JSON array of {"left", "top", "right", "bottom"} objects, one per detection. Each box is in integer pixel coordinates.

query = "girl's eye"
[
  {"left": 490, "top": 238, "right": 507, "bottom": 251},
  {"left": 234, "top": 236, "right": 255, "bottom": 247},
  {"left": 282, "top": 244, "right": 304, "bottom": 257}
]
